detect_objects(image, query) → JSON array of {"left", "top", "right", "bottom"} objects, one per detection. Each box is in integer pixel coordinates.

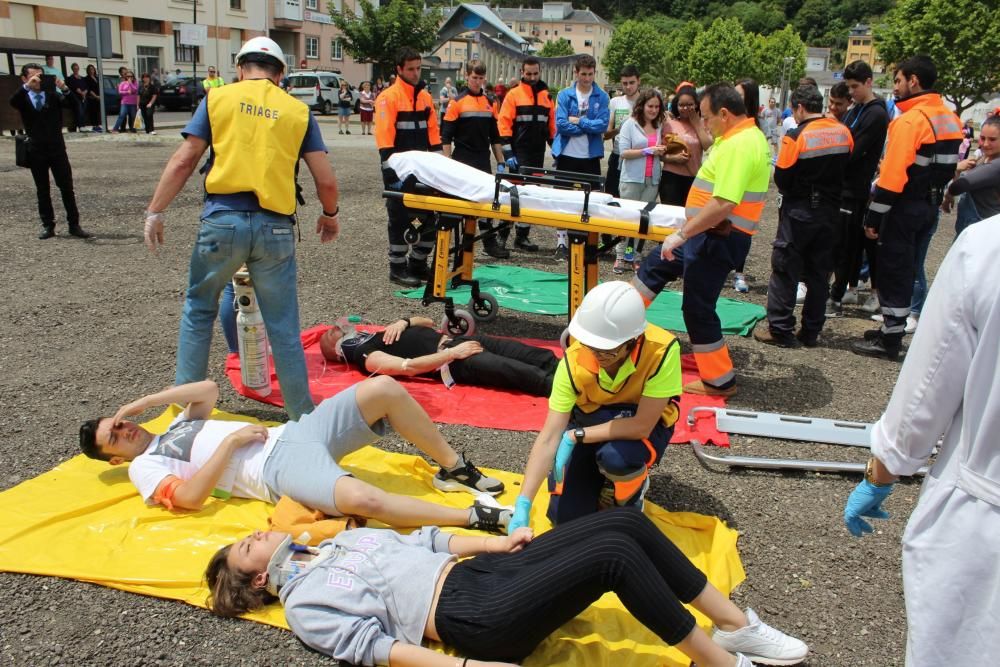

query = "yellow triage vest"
[
  {"left": 564, "top": 324, "right": 680, "bottom": 427},
  {"left": 205, "top": 79, "right": 310, "bottom": 215}
]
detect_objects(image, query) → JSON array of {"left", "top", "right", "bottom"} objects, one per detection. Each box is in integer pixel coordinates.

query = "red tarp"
[{"left": 226, "top": 325, "right": 729, "bottom": 446}]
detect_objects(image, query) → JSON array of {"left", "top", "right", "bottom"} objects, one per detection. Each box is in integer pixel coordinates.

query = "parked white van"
[{"left": 285, "top": 70, "right": 359, "bottom": 115}]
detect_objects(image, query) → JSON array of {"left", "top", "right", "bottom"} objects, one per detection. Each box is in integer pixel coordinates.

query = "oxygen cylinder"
[{"left": 233, "top": 270, "right": 272, "bottom": 396}]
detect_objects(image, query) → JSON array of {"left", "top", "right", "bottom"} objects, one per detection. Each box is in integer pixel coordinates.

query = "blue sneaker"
[
  {"left": 734, "top": 273, "right": 749, "bottom": 293},
  {"left": 623, "top": 246, "right": 636, "bottom": 262}
]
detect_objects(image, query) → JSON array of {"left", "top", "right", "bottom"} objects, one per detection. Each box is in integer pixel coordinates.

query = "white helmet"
[
  {"left": 236, "top": 36, "right": 286, "bottom": 70},
  {"left": 568, "top": 281, "right": 647, "bottom": 349}
]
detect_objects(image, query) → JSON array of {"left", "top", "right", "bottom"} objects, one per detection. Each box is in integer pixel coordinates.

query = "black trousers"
[
  {"left": 554, "top": 154, "right": 602, "bottom": 177},
  {"left": 830, "top": 197, "right": 867, "bottom": 302},
  {"left": 605, "top": 152, "right": 621, "bottom": 197},
  {"left": 385, "top": 197, "right": 435, "bottom": 266},
  {"left": 29, "top": 145, "right": 80, "bottom": 228},
  {"left": 658, "top": 170, "right": 695, "bottom": 206},
  {"left": 434, "top": 508, "right": 708, "bottom": 662},
  {"left": 766, "top": 202, "right": 837, "bottom": 336},
  {"left": 445, "top": 334, "right": 559, "bottom": 397},
  {"left": 140, "top": 105, "right": 156, "bottom": 133},
  {"left": 877, "top": 198, "right": 937, "bottom": 342}
]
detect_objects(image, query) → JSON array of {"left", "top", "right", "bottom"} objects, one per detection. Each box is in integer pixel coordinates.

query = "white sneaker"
[
  {"left": 712, "top": 608, "right": 808, "bottom": 666},
  {"left": 734, "top": 273, "right": 749, "bottom": 293},
  {"left": 870, "top": 313, "right": 883, "bottom": 323},
  {"left": 860, "top": 294, "right": 880, "bottom": 313},
  {"left": 736, "top": 654, "right": 757, "bottom": 667},
  {"left": 906, "top": 315, "right": 918, "bottom": 334},
  {"left": 795, "top": 283, "right": 806, "bottom": 304},
  {"left": 841, "top": 289, "right": 859, "bottom": 305}
]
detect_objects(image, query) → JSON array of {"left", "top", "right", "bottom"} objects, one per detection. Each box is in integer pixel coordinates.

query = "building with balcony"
[
  {"left": 845, "top": 24, "right": 884, "bottom": 73},
  {"left": 270, "top": 0, "right": 372, "bottom": 85},
  {"left": 0, "top": 0, "right": 266, "bottom": 82}
]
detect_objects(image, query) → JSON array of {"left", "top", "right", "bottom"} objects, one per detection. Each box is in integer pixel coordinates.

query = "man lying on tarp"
[
  {"left": 77, "top": 378, "right": 510, "bottom": 532},
  {"left": 319, "top": 315, "right": 560, "bottom": 397}
]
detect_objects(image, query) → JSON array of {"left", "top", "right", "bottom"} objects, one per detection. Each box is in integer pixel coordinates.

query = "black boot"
[
  {"left": 513, "top": 227, "right": 538, "bottom": 252},
  {"left": 852, "top": 332, "right": 901, "bottom": 360},
  {"left": 389, "top": 264, "right": 420, "bottom": 288},
  {"left": 482, "top": 232, "right": 511, "bottom": 259},
  {"left": 38, "top": 226, "right": 55, "bottom": 240},
  {"left": 407, "top": 257, "right": 430, "bottom": 282},
  {"left": 68, "top": 224, "right": 92, "bottom": 239}
]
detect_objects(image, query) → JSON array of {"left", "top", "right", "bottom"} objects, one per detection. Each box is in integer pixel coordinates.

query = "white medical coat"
[{"left": 869, "top": 215, "right": 1000, "bottom": 666}]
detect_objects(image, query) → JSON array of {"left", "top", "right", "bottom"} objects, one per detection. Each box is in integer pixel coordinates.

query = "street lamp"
[{"left": 778, "top": 56, "right": 794, "bottom": 109}]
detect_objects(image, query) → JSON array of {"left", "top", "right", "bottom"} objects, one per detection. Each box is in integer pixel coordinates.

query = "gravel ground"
[{"left": 0, "top": 123, "right": 950, "bottom": 666}]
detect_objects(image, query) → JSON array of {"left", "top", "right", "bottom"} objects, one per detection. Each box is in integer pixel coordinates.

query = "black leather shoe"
[
  {"left": 389, "top": 266, "right": 421, "bottom": 288},
  {"left": 796, "top": 329, "right": 819, "bottom": 348},
  {"left": 863, "top": 328, "right": 882, "bottom": 341},
  {"left": 514, "top": 233, "right": 538, "bottom": 252},
  {"left": 38, "top": 227, "right": 55, "bottom": 240},
  {"left": 482, "top": 236, "right": 511, "bottom": 259},
  {"left": 68, "top": 225, "right": 92, "bottom": 239},
  {"left": 851, "top": 338, "right": 901, "bottom": 361}
]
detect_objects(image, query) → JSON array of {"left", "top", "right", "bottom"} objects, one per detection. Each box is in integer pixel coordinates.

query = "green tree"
[
  {"left": 720, "top": 1, "right": 787, "bottom": 35},
  {"left": 688, "top": 18, "right": 756, "bottom": 85},
  {"left": 753, "top": 25, "right": 806, "bottom": 88},
  {"left": 538, "top": 37, "right": 576, "bottom": 57},
  {"left": 643, "top": 20, "right": 703, "bottom": 91},
  {"left": 602, "top": 20, "right": 667, "bottom": 81},
  {"left": 876, "top": 0, "right": 1000, "bottom": 116},
  {"left": 793, "top": 0, "right": 837, "bottom": 43},
  {"left": 331, "top": 0, "right": 441, "bottom": 79}
]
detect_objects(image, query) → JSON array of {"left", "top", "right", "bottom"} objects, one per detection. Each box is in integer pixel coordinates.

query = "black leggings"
[
  {"left": 434, "top": 508, "right": 708, "bottom": 662},
  {"left": 446, "top": 334, "right": 559, "bottom": 397}
]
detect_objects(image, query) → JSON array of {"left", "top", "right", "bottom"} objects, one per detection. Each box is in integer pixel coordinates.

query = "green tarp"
[{"left": 395, "top": 265, "right": 766, "bottom": 336}]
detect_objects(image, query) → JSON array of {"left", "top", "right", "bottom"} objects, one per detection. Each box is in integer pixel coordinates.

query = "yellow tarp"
[{"left": 0, "top": 407, "right": 745, "bottom": 666}]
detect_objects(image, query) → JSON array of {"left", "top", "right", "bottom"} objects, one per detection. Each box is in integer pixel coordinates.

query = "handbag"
[{"left": 15, "top": 135, "right": 31, "bottom": 168}]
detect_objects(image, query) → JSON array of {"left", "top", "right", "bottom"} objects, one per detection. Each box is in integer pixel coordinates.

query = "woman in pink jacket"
[{"left": 112, "top": 71, "right": 139, "bottom": 133}]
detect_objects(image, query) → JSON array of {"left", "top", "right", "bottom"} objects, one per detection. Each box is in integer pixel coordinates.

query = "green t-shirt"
[{"left": 698, "top": 118, "right": 771, "bottom": 204}]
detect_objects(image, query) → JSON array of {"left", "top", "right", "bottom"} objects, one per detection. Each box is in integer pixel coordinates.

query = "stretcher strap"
[
  {"left": 508, "top": 185, "right": 521, "bottom": 217},
  {"left": 638, "top": 200, "right": 656, "bottom": 236}
]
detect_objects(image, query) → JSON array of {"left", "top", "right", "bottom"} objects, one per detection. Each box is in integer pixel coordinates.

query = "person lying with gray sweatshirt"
[{"left": 205, "top": 508, "right": 808, "bottom": 667}]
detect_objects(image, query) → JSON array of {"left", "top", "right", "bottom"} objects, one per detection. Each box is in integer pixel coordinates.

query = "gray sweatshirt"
[
  {"left": 279, "top": 526, "right": 455, "bottom": 666},
  {"left": 949, "top": 158, "right": 1000, "bottom": 218}
]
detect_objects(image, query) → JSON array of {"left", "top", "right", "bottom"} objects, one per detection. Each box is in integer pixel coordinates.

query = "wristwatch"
[
  {"left": 865, "top": 457, "right": 893, "bottom": 487},
  {"left": 574, "top": 427, "right": 586, "bottom": 445}
]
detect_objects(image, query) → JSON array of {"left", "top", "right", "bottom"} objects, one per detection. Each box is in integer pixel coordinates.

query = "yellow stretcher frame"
[{"left": 394, "top": 190, "right": 678, "bottom": 323}]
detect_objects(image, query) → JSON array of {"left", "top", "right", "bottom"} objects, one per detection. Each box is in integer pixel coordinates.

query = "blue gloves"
[
  {"left": 496, "top": 163, "right": 506, "bottom": 174},
  {"left": 508, "top": 495, "right": 532, "bottom": 534},
  {"left": 553, "top": 431, "right": 575, "bottom": 484},
  {"left": 844, "top": 480, "right": 893, "bottom": 537},
  {"left": 505, "top": 156, "right": 519, "bottom": 172},
  {"left": 387, "top": 179, "right": 405, "bottom": 191}
]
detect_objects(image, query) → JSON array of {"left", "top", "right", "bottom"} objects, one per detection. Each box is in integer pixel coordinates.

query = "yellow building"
[{"left": 845, "top": 23, "right": 884, "bottom": 73}]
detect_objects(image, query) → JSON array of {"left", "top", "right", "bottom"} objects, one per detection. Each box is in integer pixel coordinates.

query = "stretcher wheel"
[
  {"left": 403, "top": 226, "right": 420, "bottom": 245},
  {"left": 441, "top": 309, "right": 476, "bottom": 336},
  {"left": 469, "top": 293, "right": 499, "bottom": 323}
]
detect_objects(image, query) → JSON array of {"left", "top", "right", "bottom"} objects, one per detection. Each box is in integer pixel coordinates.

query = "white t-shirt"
[
  {"left": 563, "top": 86, "right": 593, "bottom": 159},
  {"left": 128, "top": 414, "right": 286, "bottom": 505},
  {"left": 608, "top": 95, "right": 636, "bottom": 155},
  {"left": 780, "top": 115, "right": 798, "bottom": 136}
]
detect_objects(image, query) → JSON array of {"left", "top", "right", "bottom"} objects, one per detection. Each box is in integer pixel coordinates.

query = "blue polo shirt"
[{"left": 182, "top": 98, "right": 327, "bottom": 217}]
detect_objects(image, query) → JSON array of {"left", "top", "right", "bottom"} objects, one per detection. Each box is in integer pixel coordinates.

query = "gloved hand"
[
  {"left": 863, "top": 209, "right": 885, "bottom": 239},
  {"left": 505, "top": 156, "right": 519, "bottom": 172},
  {"left": 508, "top": 495, "right": 532, "bottom": 534},
  {"left": 843, "top": 479, "right": 893, "bottom": 537},
  {"left": 496, "top": 163, "right": 506, "bottom": 174},
  {"left": 553, "top": 431, "right": 576, "bottom": 484},
  {"left": 387, "top": 179, "right": 405, "bottom": 191},
  {"left": 144, "top": 211, "right": 165, "bottom": 253}
]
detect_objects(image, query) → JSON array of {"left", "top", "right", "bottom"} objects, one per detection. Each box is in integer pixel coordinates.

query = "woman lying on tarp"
[{"left": 205, "top": 508, "right": 806, "bottom": 667}]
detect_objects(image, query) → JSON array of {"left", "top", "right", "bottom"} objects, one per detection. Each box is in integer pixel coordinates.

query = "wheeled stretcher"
[{"left": 383, "top": 151, "right": 685, "bottom": 333}]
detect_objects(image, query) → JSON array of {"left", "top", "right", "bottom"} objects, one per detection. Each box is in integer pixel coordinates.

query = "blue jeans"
[
  {"left": 954, "top": 193, "right": 982, "bottom": 237},
  {"left": 219, "top": 281, "right": 238, "bottom": 354},
  {"left": 113, "top": 103, "right": 137, "bottom": 131},
  {"left": 909, "top": 211, "right": 939, "bottom": 316},
  {"left": 175, "top": 210, "right": 314, "bottom": 420}
]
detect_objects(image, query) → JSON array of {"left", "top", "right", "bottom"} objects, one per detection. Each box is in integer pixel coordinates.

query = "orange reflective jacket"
[
  {"left": 870, "top": 92, "right": 962, "bottom": 214},
  {"left": 374, "top": 77, "right": 441, "bottom": 184},
  {"left": 774, "top": 115, "right": 853, "bottom": 201},
  {"left": 497, "top": 80, "right": 556, "bottom": 155},
  {"left": 441, "top": 88, "right": 500, "bottom": 157}
]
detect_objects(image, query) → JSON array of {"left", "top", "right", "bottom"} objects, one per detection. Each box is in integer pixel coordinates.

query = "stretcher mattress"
[
  {"left": 0, "top": 407, "right": 746, "bottom": 667},
  {"left": 387, "top": 151, "right": 686, "bottom": 230}
]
